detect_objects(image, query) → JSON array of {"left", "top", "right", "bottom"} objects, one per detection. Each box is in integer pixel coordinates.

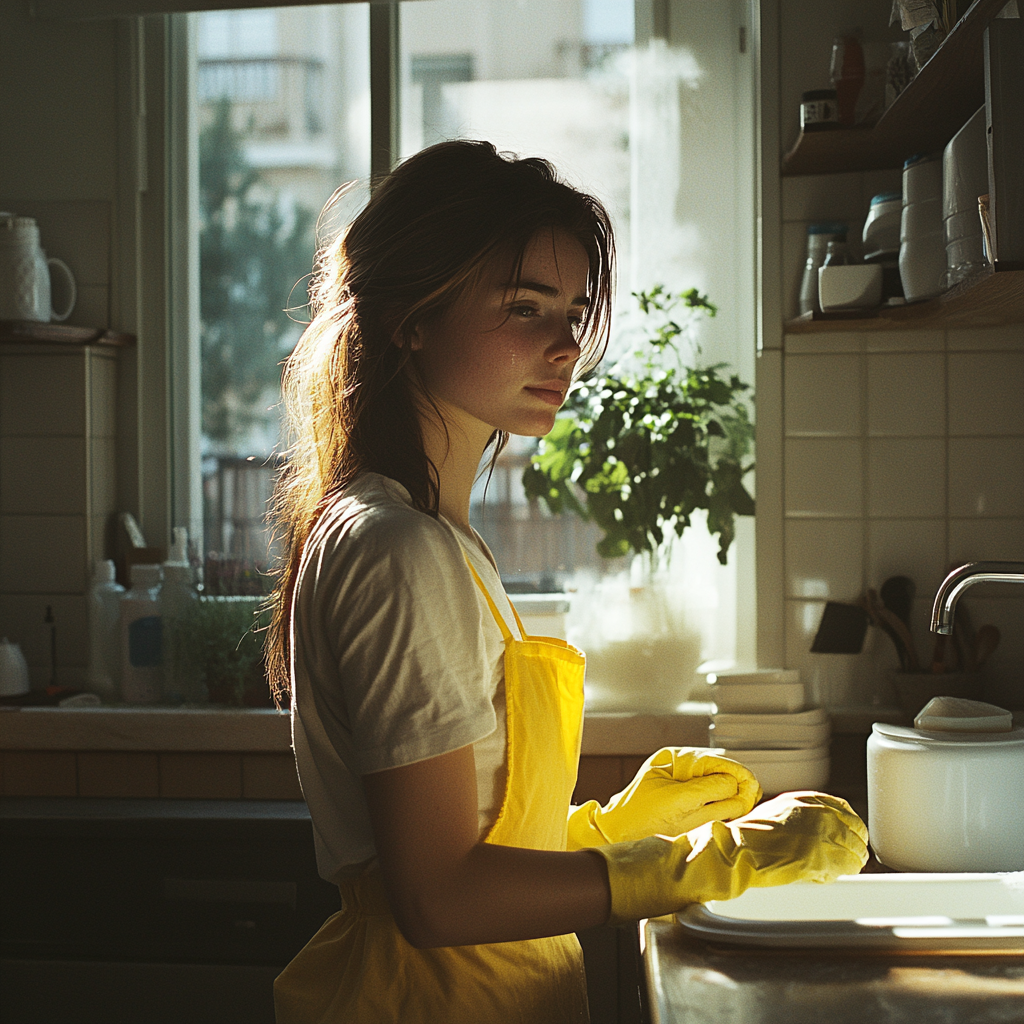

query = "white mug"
[{"left": 0, "top": 214, "right": 77, "bottom": 323}]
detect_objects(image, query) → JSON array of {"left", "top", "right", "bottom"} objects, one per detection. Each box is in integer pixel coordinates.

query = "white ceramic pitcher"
[{"left": 0, "top": 214, "right": 77, "bottom": 322}]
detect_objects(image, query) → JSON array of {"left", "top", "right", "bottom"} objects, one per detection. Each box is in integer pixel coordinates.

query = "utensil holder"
[{"left": 890, "top": 670, "right": 981, "bottom": 718}]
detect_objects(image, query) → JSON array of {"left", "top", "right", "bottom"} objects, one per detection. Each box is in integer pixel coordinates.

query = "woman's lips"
[{"left": 524, "top": 386, "right": 565, "bottom": 406}]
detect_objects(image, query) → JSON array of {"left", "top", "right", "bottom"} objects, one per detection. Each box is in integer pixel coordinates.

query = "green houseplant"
[{"left": 523, "top": 286, "right": 755, "bottom": 565}]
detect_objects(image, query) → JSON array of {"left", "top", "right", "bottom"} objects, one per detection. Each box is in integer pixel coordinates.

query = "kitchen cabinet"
[
  {"left": 778, "top": 0, "right": 1024, "bottom": 334},
  {"left": 0, "top": 797, "right": 339, "bottom": 1024}
]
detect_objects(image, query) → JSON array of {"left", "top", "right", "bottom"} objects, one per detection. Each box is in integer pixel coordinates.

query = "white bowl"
[
  {"left": 818, "top": 263, "right": 882, "bottom": 311},
  {"left": 718, "top": 746, "right": 830, "bottom": 797}
]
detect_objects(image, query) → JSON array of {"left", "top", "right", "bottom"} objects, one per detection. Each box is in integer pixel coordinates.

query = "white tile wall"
[
  {"left": 0, "top": 347, "right": 118, "bottom": 686},
  {"left": 785, "top": 353, "right": 862, "bottom": 436},
  {"left": 784, "top": 518, "right": 863, "bottom": 599},
  {"left": 948, "top": 437, "right": 1024, "bottom": 518},
  {"left": 771, "top": 2, "right": 1022, "bottom": 710},
  {"left": 781, "top": 328, "right": 1024, "bottom": 709},
  {"left": 784, "top": 437, "right": 863, "bottom": 517},
  {"left": 948, "top": 352, "right": 1024, "bottom": 437},
  {"left": 866, "top": 352, "right": 945, "bottom": 436},
  {"left": 866, "top": 438, "right": 945, "bottom": 518}
]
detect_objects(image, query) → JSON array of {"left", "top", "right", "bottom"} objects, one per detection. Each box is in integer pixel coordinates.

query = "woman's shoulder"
[{"left": 308, "top": 472, "right": 461, "bottom": 572}]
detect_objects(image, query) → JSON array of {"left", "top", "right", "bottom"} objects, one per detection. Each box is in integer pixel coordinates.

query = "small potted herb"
[{"left": 523, "top": 286, "right": 755, "bottom": 566}]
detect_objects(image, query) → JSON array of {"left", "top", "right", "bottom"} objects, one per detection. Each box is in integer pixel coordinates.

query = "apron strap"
[{"left": 462, "top": 553, "right": 521, "bottom": 643}]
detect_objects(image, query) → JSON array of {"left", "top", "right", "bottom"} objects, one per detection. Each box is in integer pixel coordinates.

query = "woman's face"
[{"left": 409, "top": 227, "right": 591, "bottom": 443}]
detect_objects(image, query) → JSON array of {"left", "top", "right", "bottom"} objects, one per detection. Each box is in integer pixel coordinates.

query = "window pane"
[{"left": 196, "top": 4, "right": 370, "bottom": 585}]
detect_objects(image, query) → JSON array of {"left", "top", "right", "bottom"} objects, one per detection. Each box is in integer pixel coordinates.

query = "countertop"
[
  {"left": 0, "top": 704, "right": 715, "bottom": 755},
  {"left": 642, "top": 917, "right": 1024, "bottom": 1024}
]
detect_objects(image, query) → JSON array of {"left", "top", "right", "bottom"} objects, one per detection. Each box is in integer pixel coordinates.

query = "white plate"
[
  {"left": 711, "top": 728, "right": 829, "bottom": 749},
  {"left": 709, "top": 682, "right": 805, "bottom": 713},
  {"left": 712, "top": 707, "right": 827, "bottom": 727},
  {"left": 675, "top": 872, "right": 1024, "bottom": 952}
]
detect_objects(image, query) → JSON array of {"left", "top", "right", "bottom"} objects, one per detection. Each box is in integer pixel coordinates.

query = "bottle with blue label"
[{"left": 120, "top": 563, "right": 164, "bottom": 704}]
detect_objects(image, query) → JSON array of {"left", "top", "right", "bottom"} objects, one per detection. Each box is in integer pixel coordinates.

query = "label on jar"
[{"left": 801, "top": 97, "right": 838, "bottom": 131}]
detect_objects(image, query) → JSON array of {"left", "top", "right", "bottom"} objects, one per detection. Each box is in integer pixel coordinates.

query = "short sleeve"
[{"left": 296, "top": 500, "right": 498, "bottom": 776}]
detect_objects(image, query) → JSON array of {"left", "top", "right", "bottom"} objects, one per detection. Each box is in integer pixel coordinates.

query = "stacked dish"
[{"left": 706, "top": 670, "right": 831, "bottom": 797}]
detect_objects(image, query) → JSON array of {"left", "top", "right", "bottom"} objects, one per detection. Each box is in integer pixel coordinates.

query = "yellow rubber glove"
[
  {"left": 567, "top": 748, "right": 762, "bottom": 850},
  {"left": 591, "top": 791, "right": 869, "bottom": 925}
]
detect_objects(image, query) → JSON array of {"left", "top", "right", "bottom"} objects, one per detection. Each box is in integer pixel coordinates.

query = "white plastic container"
[
  {"left": 867, "top": 720, "right": 1024, "bottom": 872},
  {"left": 87, "top": 559, "right": 125, "bottom": 701},
  {"left": 162, "top": 528, "right": 197, "bottom": 703},
  {"left": 120, "top": 563, "right": 164, "bottom": 705},
  {"left": 900, "top": 155, "right": 946, "bottom": 302},
  {"left": 862, "top": 191, "right": 901, "bottom": 259},
  {"left": 942, "top": 105, "right": 988, "bottom": 286}
]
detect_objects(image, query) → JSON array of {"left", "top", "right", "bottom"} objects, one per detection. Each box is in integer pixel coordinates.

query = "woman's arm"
[{"left": 363, "top": 743, "right": 612, "bottom": 949}]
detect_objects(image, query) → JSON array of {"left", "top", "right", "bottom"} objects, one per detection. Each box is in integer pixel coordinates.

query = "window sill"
[{"left": 0, "top": 704, "right": 715, "bottom": 755}]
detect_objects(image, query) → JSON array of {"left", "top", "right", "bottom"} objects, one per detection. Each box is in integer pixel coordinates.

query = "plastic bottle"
[
  {"left": 86, "top": 559, "right": 125, "bottom": 702},
  {"left": 120, "top": 563, "right": 164, "bottom": 705},
  {"left": 799, "top": 222, "right": 848, "bottom": 315},
  {"left": 162, "top": 527, "right": 198, "bottom": 704}
]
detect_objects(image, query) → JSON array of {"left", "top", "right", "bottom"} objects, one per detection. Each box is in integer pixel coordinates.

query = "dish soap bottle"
[
  {"left": 120, "top": 563, "right": 164, "bottom": 705},
  {"left": 162, "top": 527, "right": 197, "bottom": 704},
  {"left": 87, "top": 559, "right": 124, "bottom": 702}
]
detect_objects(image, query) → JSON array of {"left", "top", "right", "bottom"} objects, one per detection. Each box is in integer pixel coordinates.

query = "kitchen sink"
[{"left": 675, "top": 872, "right": 1024, "bottom": 953}]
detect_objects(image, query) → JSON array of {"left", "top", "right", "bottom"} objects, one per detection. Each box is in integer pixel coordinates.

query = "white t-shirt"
[{"left": 290, "top": 472, "right": 522, "bottom": 884}]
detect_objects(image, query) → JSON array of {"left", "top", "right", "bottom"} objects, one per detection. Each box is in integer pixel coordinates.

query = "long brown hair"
[{"left": 266, "top": 140, "right": 615, "bottom": 704}]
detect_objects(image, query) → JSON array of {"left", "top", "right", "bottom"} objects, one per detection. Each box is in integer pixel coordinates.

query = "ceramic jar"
[{"left": 867, "top": 720, "right": 1024, "bottom": 872}]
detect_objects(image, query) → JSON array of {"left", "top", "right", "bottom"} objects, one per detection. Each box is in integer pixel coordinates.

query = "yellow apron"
[{"left": 275, "top": 558, "right": 589, "bottom": 1024}]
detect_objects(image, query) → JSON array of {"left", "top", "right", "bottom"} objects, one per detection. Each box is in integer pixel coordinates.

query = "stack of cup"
[{"left": 705, "top": 669, "right": 831, "bottom": 797}]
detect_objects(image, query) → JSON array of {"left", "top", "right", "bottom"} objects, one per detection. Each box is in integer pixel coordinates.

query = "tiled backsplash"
[
  {"left": 780, "top": 325, "right": 1024, "bottom": 709},
  {"left": 0, "top": 346, "right": 119, "bottom": 687}
]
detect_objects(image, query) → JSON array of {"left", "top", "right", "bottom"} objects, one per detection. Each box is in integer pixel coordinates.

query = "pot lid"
[{"left": 873, "top": 722, "right": 1024, "bottom": 747}]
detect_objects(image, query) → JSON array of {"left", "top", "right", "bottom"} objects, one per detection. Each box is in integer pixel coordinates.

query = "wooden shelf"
[
  {"left": 782, "top": 0, "right": 1007, "bottom": 176},
  {"left": 784, "top": 266, "right": 1024, "bottom": 333},
  {"left": 0, "top": 320, "right": 135, "bottom": 347}
]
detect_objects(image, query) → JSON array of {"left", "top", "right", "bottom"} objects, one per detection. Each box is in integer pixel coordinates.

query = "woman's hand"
[
  {"left": 363, "top": 744, "right": 611, "bottom": 948},
  {"left": 591, "top": 791, "right": 869, "bottom": 925},
  {"left": 567, "top": 748, "right": 762, "bottom": 849}
]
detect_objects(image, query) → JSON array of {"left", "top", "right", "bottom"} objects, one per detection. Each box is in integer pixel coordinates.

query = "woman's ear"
[{"left": 394, "top": 324, "right": 425, "bottom": 352}]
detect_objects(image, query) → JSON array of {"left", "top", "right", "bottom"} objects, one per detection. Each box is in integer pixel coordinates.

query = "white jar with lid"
[{"left": 867, "top": 698, "right": 1024, "bottom": 872}]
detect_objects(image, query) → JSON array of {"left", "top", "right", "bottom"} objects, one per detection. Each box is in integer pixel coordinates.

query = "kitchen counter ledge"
[{"left": 0, "top": 704, "right": 715, "bottom": 755}]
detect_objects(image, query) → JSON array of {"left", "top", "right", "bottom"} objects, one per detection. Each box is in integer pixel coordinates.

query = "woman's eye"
[{"left": 511, "top": 305, "right": 538, "bottom": 318}]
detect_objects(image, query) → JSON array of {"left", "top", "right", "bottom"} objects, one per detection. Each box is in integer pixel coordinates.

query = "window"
[{"left": 185, "top": 0, "right": 757, "bottom": 703}]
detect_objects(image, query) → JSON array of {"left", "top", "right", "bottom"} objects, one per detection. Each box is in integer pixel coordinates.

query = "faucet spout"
[{"left": 930, "top": 561, "right": 1024, "bottom": 634}]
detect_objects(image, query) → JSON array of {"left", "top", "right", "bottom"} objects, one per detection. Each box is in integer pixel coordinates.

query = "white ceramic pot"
[{"left": 867, "top": 721, "right": 1024, "bottom": 872}]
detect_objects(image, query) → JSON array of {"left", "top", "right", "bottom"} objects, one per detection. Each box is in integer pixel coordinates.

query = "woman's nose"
[{"left": 547, "top": 322, "right": 582, "bottom": 364}]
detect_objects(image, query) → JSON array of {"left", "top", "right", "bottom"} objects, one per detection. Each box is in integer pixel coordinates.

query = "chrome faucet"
[{"left": 930, "top": 561, "right": 1024, "bottom": 634}]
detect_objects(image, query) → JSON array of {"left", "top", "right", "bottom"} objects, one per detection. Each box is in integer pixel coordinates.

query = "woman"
[{"left": 268, "top": 141, "right": 868, "bottom": 1024}]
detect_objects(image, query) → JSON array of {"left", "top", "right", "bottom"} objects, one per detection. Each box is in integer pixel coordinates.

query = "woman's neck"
[{"left": 419, "top": 403, "right": 491, "bottom": 534}]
